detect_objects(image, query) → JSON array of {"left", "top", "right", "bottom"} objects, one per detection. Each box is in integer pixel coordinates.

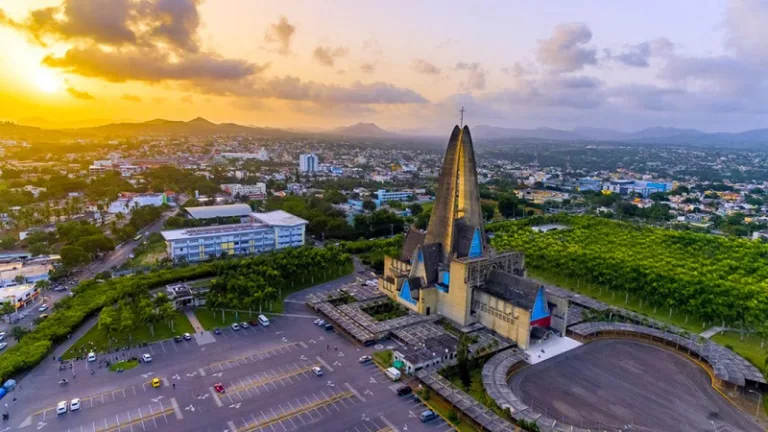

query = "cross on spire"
[{"left": 459, "top": 106, "right": 465, "bottom": 127}]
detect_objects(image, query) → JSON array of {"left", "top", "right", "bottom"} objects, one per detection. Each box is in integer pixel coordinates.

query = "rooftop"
[
  {"left": 477, "top": 270, "right": 541, "bottom": 310},
  {"left": 251, "top": 210, "right": 308, "bottom": 227},
  {"left": 161, "top": 222, "right": 270, "bottom": 241},
  {"left": 184, "top": 204, "right": 252, "bottom": 219}
]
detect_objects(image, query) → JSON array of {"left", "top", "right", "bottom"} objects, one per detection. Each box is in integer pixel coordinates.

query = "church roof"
[
  {"left": 453, "top": 218, "right": 478, "bottom": 258},
  {"left": 401, "top": 229, "right": 426, "bottom": 262},
  {"left": 420, "top": 243, "right": 443, "bottom": 284},
  {"left": 477, "top": 269, "right": 541, "bottom": 310}
]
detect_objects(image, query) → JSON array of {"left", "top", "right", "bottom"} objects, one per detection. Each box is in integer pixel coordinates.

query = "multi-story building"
[
  {"left": 161, "top": 210, "right": 307, "bottom": 262},
  {"left": 299, "top": 153, "right": 318, "bottom": 172},
  {"left": 376, "top": 189, "right": 411, "bottom": 205}
]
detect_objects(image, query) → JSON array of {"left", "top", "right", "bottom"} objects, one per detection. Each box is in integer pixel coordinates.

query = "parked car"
[
  {"left": 314, "top": 318, "right": 322, "bottom": 325},
  {"left": 56, "top": 401, "right": 68, "bottom": 415},
  {"left": 230, "top": 323, "right": 240, "bottom": 331},
  {"left": 312, "top": 366, "right": 323, "bottom": 377},
  {"left": 214, "top": 382, "right": 225, "bottom": 393},
  {"left": 258, "top": 315, "right": 270, "bottom": 327},
  {"left": 213, "top": 328, "right": 222, "bottom": 335},
  {"left": 0, "top": 332, "right": 6, "bottom": 341},
  {"left": 316, "top": 319, "right": 326, "bottom": 327},
  {"left": 70, "top": 398, "right": 81, "bottom": 411},
  {"left": 173, "top": 335, "right": 182, "bottom": 343},
  {"left": 396, "top": 385, "right": 412, "bottom": 396},
  {"left": 151, "top": 378, "right": 161, "bottom": 388},
  {"left": 420, "top": 410, "right": 437, "bottom": 423},
  {"left": 248, "top": 320, "right": 258, "bottom": 327},
  {"left": 87, "top": 352, "right": 96, "bottom": 362},
  {"left": 141, "top": 353, "right": 152, "bottom": 363},
  {"left": 240, "top": 322, "right": 249, "bottom": 329},
  {"left": 358, "top": 355, "right": 372, "bottom": 364},
  {"left": 0, "top": 343, "right": 7, "bottom": 350},
  {"left": 324, "top": 323, "right": 334, "bottom": 331},
  {"left": 38, "top": 304, "right": 49, "bottom": 312},
  {"left": 183, "top": 333, "right": 192, "bottom": 341}
]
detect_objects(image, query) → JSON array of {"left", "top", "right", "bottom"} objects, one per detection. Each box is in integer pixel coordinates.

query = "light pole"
[
  {"left": 748, "top": 389, "right": 762, "bottom": 420},
  {"left": 710, "top": 420, "right": 717, "bottom": 432}
]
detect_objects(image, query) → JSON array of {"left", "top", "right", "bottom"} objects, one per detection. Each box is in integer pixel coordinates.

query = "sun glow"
[{"left": 35, "top": 70, "right": 61, "bottom": 94}]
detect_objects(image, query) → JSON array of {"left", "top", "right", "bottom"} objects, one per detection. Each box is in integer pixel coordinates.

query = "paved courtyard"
[{"left": 508, "top": 339, "right": 762, "bottom": 432}]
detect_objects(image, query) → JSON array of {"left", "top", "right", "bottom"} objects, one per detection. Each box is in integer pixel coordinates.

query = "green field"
[
  {"left": 529, "top": 268, "right": 706, "bottom": 334},
  {"left": 712, "top": 331, "right": 768, "bottom": 374},
  {"left": 62, "top": 311, "right": 194, "bottom": 360},
  {"left": 194, "top": 308, "right": 259, "bottom": 330}
]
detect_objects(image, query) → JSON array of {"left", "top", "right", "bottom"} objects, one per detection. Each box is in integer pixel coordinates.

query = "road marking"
[
  {"left": 315, "top": 356, "right": 333, "bottom": 372},
  {"left": 345, "top": 382, "right": 365, "bottom": 402},
  {"left": 237, "top": 391, "right": 353, "bottom": 432},
  {"left": 162, "top": 377, "right": 170, "bottom": 387},
  {"left": 94, "top": 407, "right": 174, "bottom": 432},
  {"left": 228, "top": 421, "right": 237, "bottom": 432},
  {"left": 170, "top": 397, "right": 183, "bottom": 420},
  {"left": 380, "top": 416, "right": 397, "bottom": 432},
  {"left": 19, "top": 416, "right": 31, "bottom": 428},
  {"left": 198, "top": 367, "right": 206, "bottom": 376},
  {"left": 299, "top": 341, "right": 308, "bottom": 349},
  {"left": 209, "top": 388, "right": 223, "bottom": 407}
]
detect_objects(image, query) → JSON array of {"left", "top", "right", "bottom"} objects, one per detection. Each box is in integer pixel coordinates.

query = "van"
[
  {"left": 385, "top": 367, "right": 401, "bottom": 382},
  {"left": 258, "top": 315, "right": 270, "bottom": 327}
]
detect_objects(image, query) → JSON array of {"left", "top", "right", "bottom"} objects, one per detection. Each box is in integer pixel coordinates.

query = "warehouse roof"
[{"left": 251, "top": 210, "right": 308, "bottom": 227}]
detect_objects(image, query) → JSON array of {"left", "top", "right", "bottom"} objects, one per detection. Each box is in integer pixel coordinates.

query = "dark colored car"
[
  {"left": 396, "top": 386, "right": 412, "bottom": 396},
  {"left": 249, "top": 320, "right": 258, "bottom": 327},
  {"left": 420, "top": 410, "right": 437, "bottom": 423},
  {"left": 213, "top": 328, "right": 222, "bottom": 335},
  {"left": 324, "top": 323, "right": 334, "bottom": 331},
  {"left": 173, "top": 335, "right": 182, "bottom": 343}
]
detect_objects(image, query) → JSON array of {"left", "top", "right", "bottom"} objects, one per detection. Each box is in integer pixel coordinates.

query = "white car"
[
  {"left": 87, "top": 352, "right": 96, "bottom": 362},
  {"left": 230, "top": 323, "right": 240, "bottom": 331},
  {"left": 312, "top": 366, "right": 323, "bottom": 376},
  {"left": 70, "top": 398, "right": 80, "bottom": 411},
  {"left": 0, "top": 343, "right": 7, "bottom": 350},
  {"left": 56, "top": 401, "right": 68, "bottom": 415},
  {"left": 0, "top": 332, "right": 5, "bottom": 340},
  {"left": 142, "top": 353, "right": 152, "bottom": 363},
  {"left": 314, "top": 318, "right": 322, "bottom": 325},
  {"left": 38, "top": 304, "right": 49, "bottom": 312}
]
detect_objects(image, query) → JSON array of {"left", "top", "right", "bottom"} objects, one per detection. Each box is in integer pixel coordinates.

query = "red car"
[{"left": 214, "top": 382, "right": 225, "bottom": 393}]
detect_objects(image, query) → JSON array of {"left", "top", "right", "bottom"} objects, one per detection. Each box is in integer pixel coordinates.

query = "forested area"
[
  {"left": 205, "top": 246, "right": 352, "bottom": 313},
  {"left": 490, "top": 216, "right": 768, "bottom": 335},
  {"left": 0, "top": 245, "right": 350, "bottom": 381}
]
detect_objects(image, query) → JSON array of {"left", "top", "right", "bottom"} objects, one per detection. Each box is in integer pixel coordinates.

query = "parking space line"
[
  {"left": 137, "top": 408, "right": 146, "bottom": 431},
  {"left": 238, "top": 391, "right": 353, "bottom": 432},
  {"left": 209, "top": 387, "right": 223, "bottom": 407},
  {"left": 170, "top": 397, "right": 183, "bottom": 420},
  {"left": 228, "top": 421, "right": 237, "bottom": 432},
  {"left": 315, "top": 356, "right": 333, "bottom": 372}
]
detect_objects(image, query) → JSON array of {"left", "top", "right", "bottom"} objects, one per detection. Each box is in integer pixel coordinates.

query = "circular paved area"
[{"left": 508, "top": 339, "right": 761, "bottom": 432}]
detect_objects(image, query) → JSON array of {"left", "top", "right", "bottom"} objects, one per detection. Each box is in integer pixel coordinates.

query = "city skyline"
[{"left": 1, "top": 1, "right": 767, "bottom": 132}]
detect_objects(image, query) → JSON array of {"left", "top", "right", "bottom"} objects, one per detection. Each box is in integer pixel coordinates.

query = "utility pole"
[{"left": 459, "top": 106, "right": 465, "bottom": 127}]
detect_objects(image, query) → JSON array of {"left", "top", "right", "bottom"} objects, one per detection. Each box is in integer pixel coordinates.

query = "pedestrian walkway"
[
  {"left": 194, "top": 331, "right": 217, "bottom": 346},
  {"left": 700, "top": 326, "right": 725, "bottom": 339},
  {"left": 184, "top": 309, "right": 205, "bottom": 332}
]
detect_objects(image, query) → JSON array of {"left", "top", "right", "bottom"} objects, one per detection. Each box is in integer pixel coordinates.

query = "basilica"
[{"left": 379, "top": 125, "right": 568, "bottom": 349}]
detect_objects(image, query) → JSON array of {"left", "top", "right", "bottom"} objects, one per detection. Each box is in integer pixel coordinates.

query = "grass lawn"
[
  {"left": 419, "top": 391, "right": 478, "bottom": 432},
  {"left": 712, "top": 331, "right": 768, "bottom": 374},
  {"left": 109, "top": 359, "right": 139, "bottom": 372},
  {"left": 529, "top": 268, "right": 707, "bottom": 334},
  {"left": 194, "top": 308, "right": 262, "bottom": 330},
  {"left": 372, "top": 349, "right": 393, "bottom": 368},
  {"left": 125, "top": 236, "right": 167, "bottom": 267},
  {"left": 62, "top": 311, "right": 194, "bottom": 360}
]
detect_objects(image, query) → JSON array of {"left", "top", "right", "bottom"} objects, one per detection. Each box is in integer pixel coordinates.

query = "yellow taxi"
[{"left": 151, "top": 378, "right": 161, "bottom": 388}]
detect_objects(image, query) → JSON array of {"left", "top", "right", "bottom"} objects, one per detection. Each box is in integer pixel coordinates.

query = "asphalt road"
[
  {"left": 11, "top": 307, "right": 453, "bottom": 432},
  {"left": 0, "top": 212, "right": 173, "bottom": 350},
  {"left": 508, "top": 339, "right": 761, "bottom": 432}
]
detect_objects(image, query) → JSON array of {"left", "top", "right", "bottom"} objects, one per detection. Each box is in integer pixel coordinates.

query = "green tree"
[
  {"left": 10, "top": 325, "right": 29, "bottom": 342},
  {"left": 408, "top": 202, "right": 423, "bottom": 216},
  {"left": 456, "top": 334, "right": 471, "bottom": 390},
  {"left": 497, "top": 194, "right": 520, "bottom": 218},
  {"left": 60, "top": 245, "right": 91, "bottom": 268},
  {"left": 362, "top": 199, "right": 377, "bottom": 212},
  {"left": 0, "top": 302, "right": 15, "bottom": 323}
]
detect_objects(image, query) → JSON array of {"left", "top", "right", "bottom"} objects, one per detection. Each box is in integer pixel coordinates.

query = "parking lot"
[{"left": 17, "top": 298, "right": 455, "bottom": 432}]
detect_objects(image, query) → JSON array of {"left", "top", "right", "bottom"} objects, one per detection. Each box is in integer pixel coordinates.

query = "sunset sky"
[{"left": 1, "top": 0, "right": 767, "bottom": 132}]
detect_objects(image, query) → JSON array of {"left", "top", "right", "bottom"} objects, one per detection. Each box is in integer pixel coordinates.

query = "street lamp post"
[{"left": 748, "top": 389, "right": 762, "bottom": 420}]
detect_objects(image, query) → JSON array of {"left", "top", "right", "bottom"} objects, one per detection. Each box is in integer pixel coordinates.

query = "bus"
[{"left": 133, "top": 233, "right": 144, "bottom": 242}]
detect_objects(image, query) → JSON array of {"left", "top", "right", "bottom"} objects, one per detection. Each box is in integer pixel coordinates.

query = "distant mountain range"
[
  {"left": 3, "top": 117, "right": 768, "bottom": 149},
  {"left": 470, "top": 124, "right": 768, "bottom": 148}
]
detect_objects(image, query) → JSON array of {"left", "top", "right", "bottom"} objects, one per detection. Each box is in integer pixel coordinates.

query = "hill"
[{"left": 330, "top": 122, "right": 394, "bottom": 138}]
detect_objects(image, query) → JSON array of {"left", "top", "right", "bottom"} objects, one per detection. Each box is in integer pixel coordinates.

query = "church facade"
[{"left": 379, "top": 125, "right": 566, "bottom": 349}]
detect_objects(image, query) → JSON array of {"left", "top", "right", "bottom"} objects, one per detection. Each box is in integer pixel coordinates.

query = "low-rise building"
[
  {"left": 108, "top": 192, "right": 166, "bottom": 214},
  {"left": 376, "top": 189, "right": 411, "bottom": 205},
  {"left": 221, "top": 183, "right": 267, "bottom": 199},
  {"left": 0, "top": 284, "right": 40, "bottom": 310},
  {"left": 164, "top": 283, "right": 209, "bottom": 308}
]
